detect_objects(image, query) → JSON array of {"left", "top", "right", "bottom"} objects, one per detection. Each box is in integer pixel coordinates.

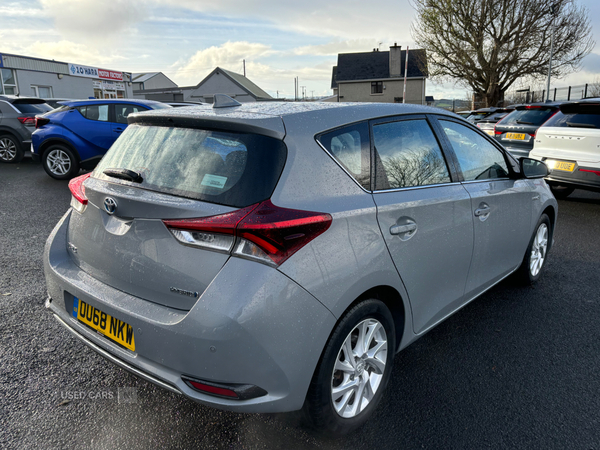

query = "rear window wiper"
[
  {"left": 566, "top": 122, "right": 597, "bottom": 128},
  {"left": 103, "top": 168, "right": 143, "bottom": 183},
  {"left": 516, "top": 120, "right": 534, "bottom": 125}
]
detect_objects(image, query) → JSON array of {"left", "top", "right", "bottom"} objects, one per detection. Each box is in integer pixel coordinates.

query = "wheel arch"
[
  {"left": 542, "top": 205, "right": 557, "bottom": 251},
  {"left": 39, "top": 138, "right": 80, "bottom": 162},
  {"left": 343, "top": 285, "right": 407, "bottom": 353}
]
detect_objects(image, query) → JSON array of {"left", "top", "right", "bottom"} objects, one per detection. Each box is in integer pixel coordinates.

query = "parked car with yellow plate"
[
  {"left": 495, "top": 103, "right": 561, "bottom": 159},
  {"left": 529, "top": 100, "right": 600, "bottom": 198}
]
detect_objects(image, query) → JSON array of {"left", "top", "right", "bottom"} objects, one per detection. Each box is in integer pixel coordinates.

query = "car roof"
[
  {"left": 129, "top": 100, "right": 457, "bottom": 139},
  {"left": 0, "top": 95, "right": 47, "bottom": 103},
  {"left": 60, "top": 98, "right": 168, "bottom": 107}
]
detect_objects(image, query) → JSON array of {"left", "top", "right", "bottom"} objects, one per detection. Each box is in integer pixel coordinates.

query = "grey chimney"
[{"left": 389, "top": 43, "right": 402, "bottom": 78}]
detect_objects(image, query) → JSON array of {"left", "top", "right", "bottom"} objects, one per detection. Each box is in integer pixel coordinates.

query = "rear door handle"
[
  {"left": 113, "top": 127, "right": 125, "bottom": 133},
  {"left": 474, "top": 204, "right": 491, "bottom": 221}
]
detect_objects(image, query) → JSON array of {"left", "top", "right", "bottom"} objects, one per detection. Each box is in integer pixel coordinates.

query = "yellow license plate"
[
  {"left": 552, "top": 161, "right": 575, "bottom": 172},
  {"left": 506, "top": 133, "right": 526, "bottom": 140},
  {"left": 73, "top": 298, "right": 135, "bottom": 351}
]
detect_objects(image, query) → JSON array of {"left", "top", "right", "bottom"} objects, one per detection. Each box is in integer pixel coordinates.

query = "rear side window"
[
  {"left": 317, "top": 122, "right": 370, "bottom": 190},
  {"left": 542, "top": 111, "right": 600, "bottom": 129},
  {"left": 498, "top": 109, "right": 556, "bottom": 126},
  {"left": 93, "top": 125, "right": 287, "bottom": 208},
  {"left": 372, "top": 119, "right": 451, "bottom": 190},
  {"left": 13, "top": 102, "right": 53, "bottom": 114},
  {"left": 78, "top": 105, "right": 109, "bottom": 122}
]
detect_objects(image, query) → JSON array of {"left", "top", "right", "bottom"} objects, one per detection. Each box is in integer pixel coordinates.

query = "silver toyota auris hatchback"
[{"left": 44, "top": 96, "right": 557, "bottom": 434}]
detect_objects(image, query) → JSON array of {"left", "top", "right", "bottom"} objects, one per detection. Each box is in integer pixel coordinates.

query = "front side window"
[
  {"left": 78, "top": 104, "right": 109, "bottom": 122},
  {"left": 372, "top": 119, "right": 451, "bottom": 190},
  {"left": 0, "top": 69, "right": 17, "bottom": 95},
  {"left": 115, "top": 104, "right": 149, "bottom": 124},
  {"left": 440, "top": 120, "right": 509, "bottom": 181},
  {"left": 317, "top": 122, "right": 370, "bottom": 190},
  {"left": 371, "top": 81, "right": 383, "bottom": 95}
]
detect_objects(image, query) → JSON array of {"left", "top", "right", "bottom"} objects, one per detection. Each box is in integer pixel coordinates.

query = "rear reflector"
[
  {"left": 579, "top": 168, "right": 600, "bottom": 176},
  {"left": 186, "top": 380, "right": 239, "bottom": 398},
  {"left": 18, "top": 117, "right": 35, "bottom": 125},
  {"left": 164, "top": 200, "right": 332, "bottom": 266},
  {"left": 68, "top": 173, "right": 91, "bottom": 213}
]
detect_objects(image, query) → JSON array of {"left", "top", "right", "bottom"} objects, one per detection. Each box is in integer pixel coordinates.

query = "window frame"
[
  {"left": 31, "top": 85, "right": 53, "bottom": 98},
  {"left": 428, "top": 114, "right": 519, "bottom": 183},
  {"left": 0, "top": 68, "right": 18, "bottom": 95},
  {"left": 371, "top": 81, "right": 383, "bottom": 95},
  {"left": 315, "top": 120, "right": 372, "bottom": 192},
  {"left": 369, "top": 114, "right": 461, "bottom": 192}
]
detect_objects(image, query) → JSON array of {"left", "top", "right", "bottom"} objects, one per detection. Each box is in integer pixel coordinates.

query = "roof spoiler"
[
  {"left": 560, "top": 101, "right": 600, "bottom": 115},
  {"left": 213, "top": 94, "right": 242, "bottom": 109}
]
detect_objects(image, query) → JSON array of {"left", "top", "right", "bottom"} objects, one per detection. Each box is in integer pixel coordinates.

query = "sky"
[{"left": 2, "top": 0, "right": 600, "bottom": 100}]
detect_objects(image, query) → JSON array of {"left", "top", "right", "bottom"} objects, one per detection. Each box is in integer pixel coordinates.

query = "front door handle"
[{"left": 390, "top": 223, "right": 417, "bottom": 235}]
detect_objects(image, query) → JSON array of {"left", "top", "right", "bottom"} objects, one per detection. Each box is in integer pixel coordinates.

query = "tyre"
[
  {"left": 550, "top": 184, "right": 574, "bottom": 199},
  {"left": 42, "top": 144, "right": 79, "bottom": 180},
  {"left": 514, "top": 213, "right": 551, "bottom": 285},
  {"left": 302, "top": 299, "right": 396, "bottom": 436},
  {"left": 0, "top": 134, "right": 24, "bottom": 163}
]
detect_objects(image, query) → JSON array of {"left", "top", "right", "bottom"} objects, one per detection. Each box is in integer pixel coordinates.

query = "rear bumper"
[
  {"left": 44, "top": 210, "right": 336, "bottom": 413},
  {"left": 546, "top": 165, "right": 600, "bottom": 192}
]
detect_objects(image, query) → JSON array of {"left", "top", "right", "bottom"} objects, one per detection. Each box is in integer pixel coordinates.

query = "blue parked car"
[{"left": 32, "top": 99, "right": 171, "bottom": 179}]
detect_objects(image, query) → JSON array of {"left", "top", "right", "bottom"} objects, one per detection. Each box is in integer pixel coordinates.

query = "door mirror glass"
[{"left": 520, "top": 158, "right": 549, "bottom": 178}]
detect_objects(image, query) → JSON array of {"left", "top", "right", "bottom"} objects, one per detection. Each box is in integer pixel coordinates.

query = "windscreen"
[{"left": 93, "top": 125, "right": 287, "bottom": 208}]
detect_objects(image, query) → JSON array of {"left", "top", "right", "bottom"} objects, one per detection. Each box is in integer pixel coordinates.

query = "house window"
[
  {"left": 371, "top": 81, "right": 383, "bottom": 95},
  {"left": 31, "top": 85, "right": 53, "bottom": 98},
  {"left": 0, "top": 69, "right": 18, "bottom": 95}
]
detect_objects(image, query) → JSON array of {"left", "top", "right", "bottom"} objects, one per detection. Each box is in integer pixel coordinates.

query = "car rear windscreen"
[
  {"left": 498, "top": 108, "right": 556, "bottom": 127},
  {"left": 542, "top": 111, "right": 600, "bottom": 129},
  {"left": 93, "top": 125, "right": 287, "bottom": 208},
  {"left": 13, "top": 102, "right": 53, "bottom": 114}
]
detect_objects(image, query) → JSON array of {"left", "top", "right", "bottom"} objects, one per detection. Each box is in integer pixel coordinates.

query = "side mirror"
[{"left": 520, "top": 157, "right": 549, "bottom": 179}]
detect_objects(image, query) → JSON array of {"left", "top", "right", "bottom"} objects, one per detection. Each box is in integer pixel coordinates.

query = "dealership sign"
[{"left": 68, "top": 63, "right": 123, "bottom": 81}]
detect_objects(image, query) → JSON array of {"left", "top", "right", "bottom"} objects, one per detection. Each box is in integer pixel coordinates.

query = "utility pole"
[
  {"left": 402, "top": 46, "right": 409, "bottom": 103},
  {"left": 545, "top": 5, "right": 558, "bottom": 102}
]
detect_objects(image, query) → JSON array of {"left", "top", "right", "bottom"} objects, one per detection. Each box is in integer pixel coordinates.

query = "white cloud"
[
  {"left": 173, "top": 41, "right": 275, "bottom": 86},
  {"left": 294, "top": 39, "right": 383, "bottom": 56},
  {"left": 39, "top": 0, "right": 148, "bottom": 43},
  {"left": 158, "top": 0, "right": 415, "bottom": 42},
  {"left": 11, "top": 40, "right": 122, "bottom": 67}
]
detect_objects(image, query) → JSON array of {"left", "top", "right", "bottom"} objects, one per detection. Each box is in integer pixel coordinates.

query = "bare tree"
[{"left": 411, "top": 0, "right": 594, "bottom": 107}]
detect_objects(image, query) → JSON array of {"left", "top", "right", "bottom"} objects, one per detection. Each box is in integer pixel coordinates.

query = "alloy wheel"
[
  {"left": 331, "top": 318, "right": 388, "bottom": 418},
  {"left": 0, "top": 138, "right": 17, "bottom": 161},
  {"left": 529, "top": 223, "right": 548, "bottom": 277},
  {"left": 46, "top": 149, "right": 72, "bottom": 175}
]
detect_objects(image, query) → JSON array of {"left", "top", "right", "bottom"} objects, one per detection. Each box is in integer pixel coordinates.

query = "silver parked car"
[{"left": 44, "top": 96, "right": 557, "bottom": 434}]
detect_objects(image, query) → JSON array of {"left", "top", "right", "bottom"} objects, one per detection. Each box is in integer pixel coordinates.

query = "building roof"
[
  {"left": 132, "top": 73, "right": 160, "bottom": 83},
  {"left": 333, "top": 49, "right": 428, "bottom": 85},
  {"left": 202, "top": 67, "right": 272, "bottom": 100}
]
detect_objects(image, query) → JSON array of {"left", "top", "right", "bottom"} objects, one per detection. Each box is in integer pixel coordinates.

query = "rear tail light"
[
  {"left": 528, "top": 132, "right": 537, "bottom": 139},
  {"left": 494, "top": 126, "right": 502, "bottom": 135},
  {"left": 164, "top": 200, "right": 332, "bottom": 266},
  {"left": 35, "top": 117, "right": 50, "bottom": 128},
  {"left": 68, "top": 173, "right": 91, "bottom": 213},
  {"left": 17, "top": 117, "right": 35, "bottom": 126}
]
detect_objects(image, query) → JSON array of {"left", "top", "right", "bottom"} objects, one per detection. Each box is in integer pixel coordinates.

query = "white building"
[{"left": 0, "top": 52, "right": 134, "bottom": 99}]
